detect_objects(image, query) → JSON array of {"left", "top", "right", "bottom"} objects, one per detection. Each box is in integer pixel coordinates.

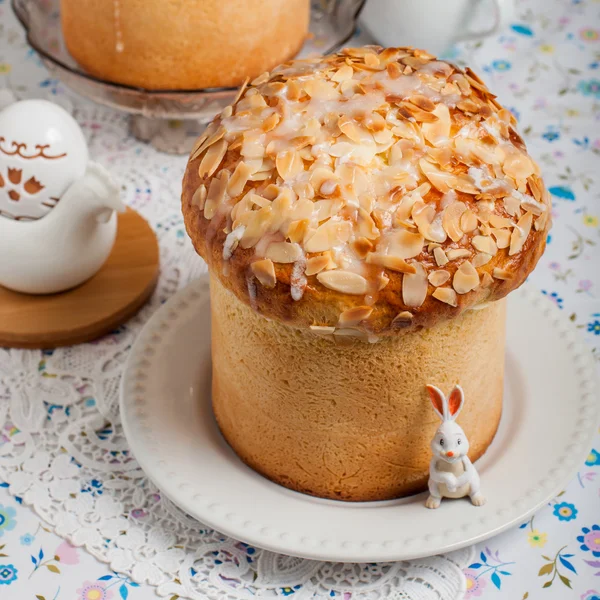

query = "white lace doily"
[{"left": 0, "top": 106, "right": 474, "bottom": 600}]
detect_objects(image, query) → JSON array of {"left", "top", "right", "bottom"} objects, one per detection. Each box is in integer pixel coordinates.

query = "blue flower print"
[
  {"left": 586, "top": 449, "right": 600, "bottom": 466},
  {"left": 281, "top": 585, "right": 302, "bottom": 596},
  {"left": 577, "top": 79, "right": 600, "bottom": 98},
  {"left": 0, "top": 564, "right": 18, "bottom": 585},
  {"left": 542, "top": 129, "right": 560, "bottom": 142},
  {"left": 542, "top": 290, "right": 564, "bottom": 309},
  {"left": 0, "top": 505, "right": 16, "bottom": 537},
  {"left": 511, "top": 24, "right": 533, "bottom": 36},
  {"left": 587, "top": 320, "right": 600, "bottom": 335},
  {"left": 553, "top": 502, "right": 578, "bottom": 522},
  {"left": 82, "top": 479, "right": 104, "bottom": 496},
  {"left": 578, "top": 525, "right": 600, "bottom": 557},
  {"left": 549, "top": 185, "right": 576, "bottom": 200},
  {"left": 19, "top": 533, "right": 35, "bottom": 546},
  {"left": 492, "top": 60, "right": 511, "bottom": 71}
]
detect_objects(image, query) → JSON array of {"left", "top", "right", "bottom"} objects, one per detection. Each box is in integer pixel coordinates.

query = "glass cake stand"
[{"left": 12, "top": 0, "right": 366, "bottom": 153}]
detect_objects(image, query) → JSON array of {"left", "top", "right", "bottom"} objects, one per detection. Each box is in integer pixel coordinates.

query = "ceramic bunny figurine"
[{"left": 424, "top": 384, "right": 486, "bottom": 509}]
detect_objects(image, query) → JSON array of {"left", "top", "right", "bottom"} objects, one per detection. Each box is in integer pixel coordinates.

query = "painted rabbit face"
[
  {"left": 427, "top": 384, "right": 470, "bottom": 462},
  {"left": 0, "top": 100, "right": 88, "bottom": 220},
  {"left": 431, "top": 421, "right": 470, "bottom": 462}
]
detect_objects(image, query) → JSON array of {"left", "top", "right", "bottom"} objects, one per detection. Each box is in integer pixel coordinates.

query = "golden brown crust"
[
  {"left": 61, "top": 0, "right": 309, "bottom": 90},
  {"left": 181, "top": 47, "right": 551, "bottom": 335}
]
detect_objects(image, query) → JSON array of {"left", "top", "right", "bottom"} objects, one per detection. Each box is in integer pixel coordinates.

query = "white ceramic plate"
[{"left": 120, "top": 277, "right": 599, "bottom": 562}]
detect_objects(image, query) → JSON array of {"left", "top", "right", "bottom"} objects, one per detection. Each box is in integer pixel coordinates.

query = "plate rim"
[{"left": 120, "top": 276, "right": 600, "bottom": 562}]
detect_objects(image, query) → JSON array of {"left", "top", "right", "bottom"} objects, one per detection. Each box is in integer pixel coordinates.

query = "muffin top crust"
[{"left": 182, "top": 46, "right": 551, "bottom": 337}]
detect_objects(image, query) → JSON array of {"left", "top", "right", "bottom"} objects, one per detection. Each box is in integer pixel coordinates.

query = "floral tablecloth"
[{"left": 0, "top": 0, "right": 599, "bottom": 598}]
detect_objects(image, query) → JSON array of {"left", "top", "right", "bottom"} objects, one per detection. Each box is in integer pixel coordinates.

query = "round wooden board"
[{"left": 0, "top": 208, "right": 159, "bottom": 349}]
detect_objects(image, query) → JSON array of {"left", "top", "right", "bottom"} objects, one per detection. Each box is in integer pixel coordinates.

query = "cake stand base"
[
  {"left": 129, "top": 115, "right": 210, "bottom": 154},
  {"left": 0, "top": 208, "right": 159, "bottom": 349}
]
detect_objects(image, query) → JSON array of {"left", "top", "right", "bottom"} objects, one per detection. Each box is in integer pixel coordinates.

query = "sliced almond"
[
  {"left": 432, "top": 287, "right": 458, "bottom": 307},
  {"left": 442, "top": 201, "right": 467, "bottom": 242},
  {"left": 481, "top": 272, "right": 494, "bottom": 287},
  {"left": 521, "top": 197, "right": 546, "bottom": 216},
  {"left": 387, "top": 61, "right": 403, "bottom": 79},
  {"left": 251, "top": 259, "right": 276, "bottom": 288},
  {"left": 305, "top": 220, "right": 351, "bottom": 253},
  {"left": 191, "top": 124, "right": 224, "bottom": 161},
  {"left": 491, "top": 228, "right": 511, "bottom": 249},
  {"left": 402, "top": 263, "right": 428, "bottom": 308},
  {"left": 472, "top": 252, "right": 492, "bottom": 267},
  {"left": 191, "top": 184, "right": 207, "bottom": 209},
  {"left": 419, "top": 159, "right": 455, "bottom": 193},
  {"left": 535, "top": 211, "right": 549, "bottom": 232},
  {"left": 264, "top": 242, "right": 302, "bottom": 264},
  {"left": 503, "top": 194, "right": 522, "bottom": 217},
  {"left": 248, "top": 193, "right": 271, "bottom": 208},
  {"left": 306, "top": 254, "right": 331, "bottom": 276},
  {"left": 493, "top": 267, "right": 512, "bottom": 280},
  {"left": 287, "top": 219, "right": 309, "bottom": 244},
  {"left": 366, "top": 253, "right": 416, "bottom": 273},
  {"left": 446, "top": 248, "right": 471, "bottom": 260},
  {"left": 427, "top": 213, "right": 448, "bottom": 243},
  {"left": 391, "top": 311, "right": 414, "bottom": 328},
  {"left": 358, "top": 208, "right": 380, "bottom": 240},
  {"left": 472, "top": 235, "right": 498, "bottom": 255},
  {"left": 353, "top": 237, "right": 374, "bottom": 258},
  {"left": 377, "top": 273, "right": 390, "bottom": 290},
  {"left": 227, "top": 162, "right": 252, "bottom": 198},
  {"left": 422, "top": 103, "right": 451, "bottom": 146},
  {"left": 390, "top": 230, "right": 424, "bottom": 259},
  {"left": 331, "top": 64, "right": 354, "bottom": 82},
  {"left": 453, "top": 261, "right": 479, "bottom": 294},
  {"left": 364, "top": 52, "right": 380, "bottom": 68},
  {"left": 489, "top": 214, "right": 513, "bottom": 229},
  {"left": 198, "top": 138, "right": 228, "bottom": 178},
  {"left": 428, "top": 270, "right": 451, "bottom": 286},
  {"left": 460, "top": 209, "right": 478, "bottom": 232},
  {"left": 503, "top": 150, "right": 535, "bottom": 182},
  {"left": 433, "top": 247, "right": 449, "bottom": 266},
  {"left": 310, "top": 325, "right": 336, "bottom": 335},
  {"left": 317, "top": 270, "right": 368, "bottom": 295},
  {"left": 204, "top": 171, "right": 230, "bottom": 219},
  {"left": 412, "top": 200, "right": 435, "bottom": 238},
  {"left": 509, "top": 212, "right": 533, "bottom": 255},
  {"left": 241, "top": 132, "right": 265, "bottom": 160},
  {"left": 338, "top": 306, "right": 373, "bottom": 327},
  {"left": 241, "top": 207, "right": 273, "bottom": 248},
  {"left": 262, "top": 112, "right": 281, "bottom": 132},
  {"left": 408, "top": 94, "right": 436, "bottom": 112},
  {"left": 338, "top": 116, "right": 366, "bottom": 144},
  {"left": 276, "top": 150, "right": 304, "bottom": 180}
]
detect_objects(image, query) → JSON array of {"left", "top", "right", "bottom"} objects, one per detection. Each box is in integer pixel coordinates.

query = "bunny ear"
[
  {"left": 426, "top": 385, "right": 447, "bottom": 421},
  {"left": 448, "top": 385, "right": 465, "bottom": 420}
]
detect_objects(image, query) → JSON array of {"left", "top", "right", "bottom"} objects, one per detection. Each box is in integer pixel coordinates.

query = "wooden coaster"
[{"left": 0, "top": 208, "right": 159, "bottom": 349}]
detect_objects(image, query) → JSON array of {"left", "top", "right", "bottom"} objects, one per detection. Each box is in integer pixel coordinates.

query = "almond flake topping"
[
  {"left": 433, "top": 287, "right": 458, "bottom": 306},
  {"left": 317, "top": 270, "right": 369, "bottom": 295},
  {"left": 189, "top": 47, "right": 550, "bottom": 324},
  {"left": 338, "top": 306, "right": 374, "bottom": 327},
  {"left": 453, "top": 261, "right": 480, "bottom": 294},
  {"left": 402, "top": 263, "right": 428, "bottom": 307},
  {"left": 428, "top": 270, "right": 451, "bottom": 286},
  {"left": 251, "top": 259, "right": 276, "bottom": 288}
]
